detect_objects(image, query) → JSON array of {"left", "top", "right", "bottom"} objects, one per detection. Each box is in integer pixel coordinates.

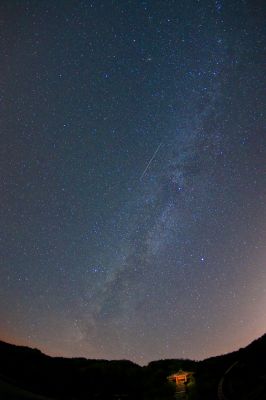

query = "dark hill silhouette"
[{"left": 0, "top": 333, "right": 265, "bottom": 399}]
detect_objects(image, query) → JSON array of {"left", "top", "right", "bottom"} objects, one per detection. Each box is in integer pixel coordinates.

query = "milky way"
[{"left": 1, "top": 1, "right": 266, "bottom": 364}]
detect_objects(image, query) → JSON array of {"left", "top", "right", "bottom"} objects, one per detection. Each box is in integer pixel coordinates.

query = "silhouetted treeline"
[
  {"left": 190, "top": 333, "right": 266, "bottom": 400},
  {"left": 0, "top": 333, "right": 265, "bottom": 400},
  {"left": 0, "top": 341, "right": 175, "bottom": 399}
]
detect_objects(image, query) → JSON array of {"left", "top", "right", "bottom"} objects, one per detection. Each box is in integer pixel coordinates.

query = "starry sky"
[{"left": 1, "top": 0, "right": 266, "bottom": 365}]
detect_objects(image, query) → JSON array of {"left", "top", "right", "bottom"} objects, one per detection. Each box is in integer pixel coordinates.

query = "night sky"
[{"left": 1, "top": 0, "right": 266, "bottom": 365}]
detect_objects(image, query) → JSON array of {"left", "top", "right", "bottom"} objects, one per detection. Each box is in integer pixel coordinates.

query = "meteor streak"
[{"left": 140, "top": 143, "right": 162, "bottom": 180}]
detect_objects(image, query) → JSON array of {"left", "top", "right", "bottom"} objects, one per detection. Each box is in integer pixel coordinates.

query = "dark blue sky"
[{"left": 1, "top": 0, "right": 266, "bottom": 364}]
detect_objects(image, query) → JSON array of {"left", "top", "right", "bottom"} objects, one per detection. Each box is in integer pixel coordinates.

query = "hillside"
[{"left": 0, "top": 334, "right": 265, "bottom": 399}]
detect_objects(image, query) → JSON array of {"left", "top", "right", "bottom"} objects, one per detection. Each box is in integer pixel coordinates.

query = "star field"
[{"left": 1, "top": 0, "right": 266, "bottom": 364}]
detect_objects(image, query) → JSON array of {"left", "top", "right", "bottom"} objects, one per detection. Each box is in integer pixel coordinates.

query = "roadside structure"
[{"left": 168, "top": 370, "right": 190, "bottom": 384}]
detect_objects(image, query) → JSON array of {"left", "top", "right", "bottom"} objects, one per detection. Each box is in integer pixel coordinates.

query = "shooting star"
[{"left": 140, "top": 143, "right": 162, "bottom": 180}]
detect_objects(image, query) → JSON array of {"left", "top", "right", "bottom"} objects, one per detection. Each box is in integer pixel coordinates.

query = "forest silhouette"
[{"left": 0, "top": 333, "right": 265, "bottom": 399}]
